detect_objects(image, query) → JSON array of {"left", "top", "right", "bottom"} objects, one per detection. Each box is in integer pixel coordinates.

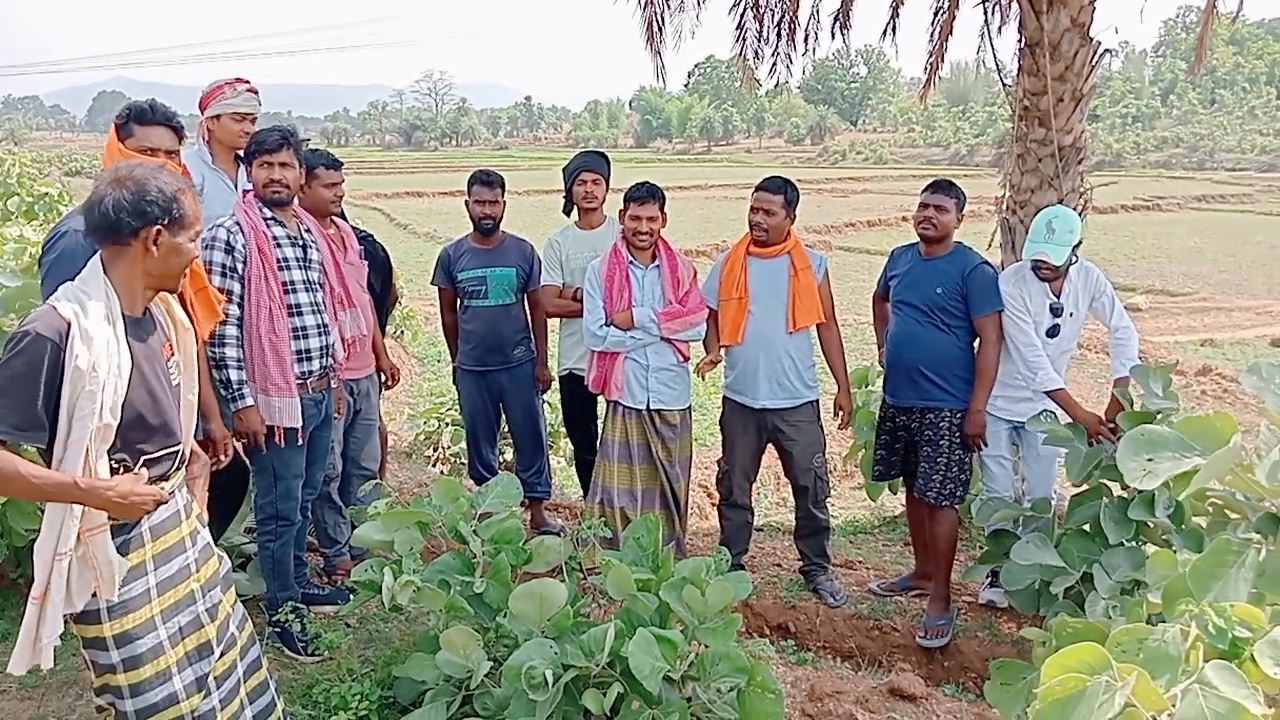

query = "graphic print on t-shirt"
[
  {"left": 162, "top": 339, "right": 181, "bottom": 387},
  {"left": 455, "top": 266, "right": 519, "bottom": 307}
]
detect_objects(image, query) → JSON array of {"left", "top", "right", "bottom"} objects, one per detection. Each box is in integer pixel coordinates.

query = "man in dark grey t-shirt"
[{"left": 432, "top": 168, "right": 558, "bottom": 534}]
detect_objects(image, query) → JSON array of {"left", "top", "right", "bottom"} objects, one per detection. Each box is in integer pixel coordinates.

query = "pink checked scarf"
[
  {"left": 586, "top": 234, "right": 708, "bottom": 402},
  {"left": 234, "top": 191, "right": 367, "bottom": 431}
]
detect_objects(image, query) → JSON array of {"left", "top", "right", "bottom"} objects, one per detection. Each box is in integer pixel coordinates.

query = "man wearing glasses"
[{"left": 976, "top": 204, "right": 1140, "bottom": 610}]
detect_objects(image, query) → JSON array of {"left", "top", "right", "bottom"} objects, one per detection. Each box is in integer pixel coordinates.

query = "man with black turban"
[{"left": 540, "top": 150, "right": 618, "bottom": 498}]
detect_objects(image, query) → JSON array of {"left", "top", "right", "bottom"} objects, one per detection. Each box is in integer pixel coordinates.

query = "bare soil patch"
[
  {"left": 773, "top": 661, "right": 996, "bottom": 719},
  {"left": 740, "top": 599, "right": 1021, "bottom": 691}
]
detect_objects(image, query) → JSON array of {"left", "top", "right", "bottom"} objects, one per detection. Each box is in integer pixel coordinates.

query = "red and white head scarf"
[{"left": 196, "top": 77, "right": 261, "bottom": 145}]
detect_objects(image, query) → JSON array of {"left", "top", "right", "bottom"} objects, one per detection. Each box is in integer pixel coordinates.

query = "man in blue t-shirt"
[
  {"left": 867, "top": 178, "right": 1004, "bottom": 650},
  {"left": 432, "top": 169, "right": 559, "bottom": 535}
]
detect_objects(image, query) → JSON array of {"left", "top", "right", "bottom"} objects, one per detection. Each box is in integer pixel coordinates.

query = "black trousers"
[
  {"left": 206, "top": 448, "right": 252, "bottom": 542},
  {"left": 715, "top": 397, "right": 832, "bottom": 582},
  {"left": 558, "top": 371, "right": 600, "bottom": 497}
]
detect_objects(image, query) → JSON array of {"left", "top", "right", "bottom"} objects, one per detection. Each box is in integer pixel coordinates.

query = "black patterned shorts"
[{"left": 871, "top": 403, "right": 972, "bottom": 508}]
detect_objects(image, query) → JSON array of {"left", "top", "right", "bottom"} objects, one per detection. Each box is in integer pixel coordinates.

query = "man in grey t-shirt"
[
  {"left": 540, "top": 150, "right": 617, "bottom": 498},
  {"left": 432, "top": 169, "right": 559, "bottom": 534}
]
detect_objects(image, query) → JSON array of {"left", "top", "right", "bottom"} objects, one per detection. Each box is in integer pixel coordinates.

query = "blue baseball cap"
[{"left": 1022, "top": 204, "right": 1082, "bottom": 266}]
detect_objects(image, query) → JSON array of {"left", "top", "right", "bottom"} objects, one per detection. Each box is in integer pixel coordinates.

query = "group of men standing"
[
  {"left": 0, "top": 83, "right": 1143, "bottom": 716},
  {"left": 433, "top": 151, "right": 855, "bottom": 609},
  {"left": 436, "top": 153, "right": 1141, "bottom": 651},
  {"left": 0, "top": 78, "right": 403, "bottom": 716}
]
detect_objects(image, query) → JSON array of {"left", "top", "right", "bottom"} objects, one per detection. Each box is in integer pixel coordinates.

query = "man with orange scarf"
[
  {"left": 37, "top": 99, "right": 234, "bottom": 528},
  {"left": 697, "top": 175, "right": 853, "bottom": 609}
]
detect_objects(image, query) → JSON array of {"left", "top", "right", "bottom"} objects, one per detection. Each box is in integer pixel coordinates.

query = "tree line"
[{"left": 2, "top": 5, "right": 1276, "bottom": 170}]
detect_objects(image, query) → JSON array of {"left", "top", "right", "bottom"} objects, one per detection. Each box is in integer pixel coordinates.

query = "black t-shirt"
[{"left": 0, "top": 304, "right": 186, "bottom": 480}]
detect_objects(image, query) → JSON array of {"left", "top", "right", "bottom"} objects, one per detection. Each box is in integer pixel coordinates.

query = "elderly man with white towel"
[{"left": 0, "top": 162, "right": 282, "bottom": 718}]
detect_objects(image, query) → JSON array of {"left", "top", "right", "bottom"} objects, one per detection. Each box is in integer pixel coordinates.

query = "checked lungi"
[
  {"left": 69, "top": 483, "right": 282, "bottom": 719},
  {"left": 585, "top": 402, "right": 693, "bottom": 556}
]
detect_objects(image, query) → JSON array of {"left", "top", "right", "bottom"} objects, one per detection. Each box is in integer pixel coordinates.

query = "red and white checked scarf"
[
  {"left": 233, "top": 191, "right": 366, "bottom": 432},
  {"left": 196, "top": 77, "right": 260, "bottom": 145}
]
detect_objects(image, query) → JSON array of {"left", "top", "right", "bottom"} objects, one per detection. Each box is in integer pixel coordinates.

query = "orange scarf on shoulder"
[
  {"left": 716, "top": 229, "right": 826, "bottom": 347},
  {"left": 102, "top": 128, "right": 225, "bottom": 342}
]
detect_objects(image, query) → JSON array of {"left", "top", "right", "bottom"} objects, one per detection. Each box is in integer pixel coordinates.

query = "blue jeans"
[
  {"left": 312, "top": 373, "right": 382, "bottom": 568},
  {"left": 975, "top": 411, "right": 1062, "bottom": 536},
  {"left": 244, "top": 388, "right": 334, "bottom": 613},
  {"left": 455, "top": 360, "right": 552, "bottom": 500}
]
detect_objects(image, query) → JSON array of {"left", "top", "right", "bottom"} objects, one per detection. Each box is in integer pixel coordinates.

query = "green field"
[{"left": 4, "top": 148, "right": 1278, "bottom": 719}]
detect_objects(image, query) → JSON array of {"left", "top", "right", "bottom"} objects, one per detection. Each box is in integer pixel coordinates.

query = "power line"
[
  {"left": 0, "top": 41, "right": 417, "bottom": 78},
  {"left": 0, "top": 17, "right": 407, "bottom": 73}
]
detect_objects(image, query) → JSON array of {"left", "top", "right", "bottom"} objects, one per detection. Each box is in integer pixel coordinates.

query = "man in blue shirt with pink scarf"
[{"left": 582, "top": 181, "right": 707, "bottom": 553}]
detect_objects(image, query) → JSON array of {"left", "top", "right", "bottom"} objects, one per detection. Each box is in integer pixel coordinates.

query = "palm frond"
[
  {"left": 978, "top": 0, "right": 1018, "bottom": 107},
  {"left": 991, "top": 0, "right": 1016, "bottom": 33},
  {"left": 726, "top": 0, "right": 857, "bottom": 82},
  {"left": 1191, "top": 0, "right": 1246, "bottom": 76},
  {"left": 631, "top": 0, "right": 677, "bottom": 84},
  {"left": 918, "top": 0, "right": 963, "bottom": 101},
  {"left": 879, "top": 0, "right": 908, "bottom": 46},
  {"left": 772, "top": 0, "right": 804, "bottom": 80},
  {"left": 828, "top": 0, "right": 855, "bottom": 45},
  {"left": 804, "top": 0, "right": 825, "bottom": 57},
  {"left": 630, "top": 0, "right": 710, "bottom": 84}
]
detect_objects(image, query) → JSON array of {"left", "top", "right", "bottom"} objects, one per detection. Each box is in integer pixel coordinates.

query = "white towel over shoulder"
[{"left": 6, "top": 255, "right": 198, "bottom": 675}]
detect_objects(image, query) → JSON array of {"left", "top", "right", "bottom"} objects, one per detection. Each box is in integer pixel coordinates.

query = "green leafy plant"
[
  {"left": 841, "top": 363, "right": 902, "bottom": 501},
  {"left": 347, "top": 472, "right": 785, "bottom": 719},
  {"left": 1, "top": 151, "right": 72, "bottom": 343},
  {"left": 967, "top": 362, "right": 1276, "bottom": 618},
  {"left": 386, "top": 305, "right": 574, "bottom": 484},
  {"left": 407, "top": 391, "right": 573, "bottom": 482},
  {"left": 981, "top": 359, "right": 1280, "bottom": 718}
]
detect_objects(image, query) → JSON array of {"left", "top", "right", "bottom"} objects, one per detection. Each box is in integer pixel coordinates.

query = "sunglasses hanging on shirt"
[{"left": 1046, "top": 301, "right": 1065, "bottom": 339}]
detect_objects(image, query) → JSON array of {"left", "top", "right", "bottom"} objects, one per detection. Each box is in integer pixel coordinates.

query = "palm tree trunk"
[{"left": 998, "top": 0, "right": 1101, "bottom": 267}]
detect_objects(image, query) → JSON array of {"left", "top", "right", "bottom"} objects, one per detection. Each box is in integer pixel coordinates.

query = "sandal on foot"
[
  {"left": 915, "top": 607, "right": 958, "bottom": 649},
  {"left": 809, "top": 574, "right": 849, "bottom": 609},
  {"left": 867, "top": 576, "right": 930, "bottom": 598}
]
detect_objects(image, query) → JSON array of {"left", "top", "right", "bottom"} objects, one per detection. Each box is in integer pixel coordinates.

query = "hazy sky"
[{"left": 0, "top": 0, "right": 1272, "bottom": 107}]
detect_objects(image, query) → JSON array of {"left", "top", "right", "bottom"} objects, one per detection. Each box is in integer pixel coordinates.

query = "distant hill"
[{"left": 41, "top": 77, "right": 527, "bottom": 117}]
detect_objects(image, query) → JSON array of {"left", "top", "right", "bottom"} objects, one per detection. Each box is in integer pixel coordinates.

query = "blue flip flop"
[
  {"left": 809, "top": 574, "right": 849, "bottom": 609},
  {"left": 915, "top": 606, "right": 958, "bottom": 649}
]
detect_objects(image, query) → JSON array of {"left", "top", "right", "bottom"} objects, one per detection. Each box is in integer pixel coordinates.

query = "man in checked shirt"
[{"left": 203, "top": 125, "right": 366, "bottom": 663}]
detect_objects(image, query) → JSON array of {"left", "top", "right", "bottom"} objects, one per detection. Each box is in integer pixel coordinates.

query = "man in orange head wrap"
[{"left": 36, "top": 98, "right": 239, "bottom": 531}]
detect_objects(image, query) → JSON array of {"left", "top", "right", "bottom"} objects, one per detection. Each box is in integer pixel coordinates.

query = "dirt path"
[{"left": 1128, "top": 295, "right": 1280, "bottom": 343}]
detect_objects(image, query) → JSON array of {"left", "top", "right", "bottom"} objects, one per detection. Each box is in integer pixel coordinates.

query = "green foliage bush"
[
  {"left": 847, "top": 358, "right": 1280, "bottom": 718},
  {"left": 347, "top": 473, "right": 784, "bottom": 719},
  {"left": 405, "top": 380, "right": 572, "bottom": 482},
  {"left": 976, "top": 359, "right": 1279, "bottom": 719},
  {"left": 981, "top": 359, "right": 1280, "bottom": 719}
]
